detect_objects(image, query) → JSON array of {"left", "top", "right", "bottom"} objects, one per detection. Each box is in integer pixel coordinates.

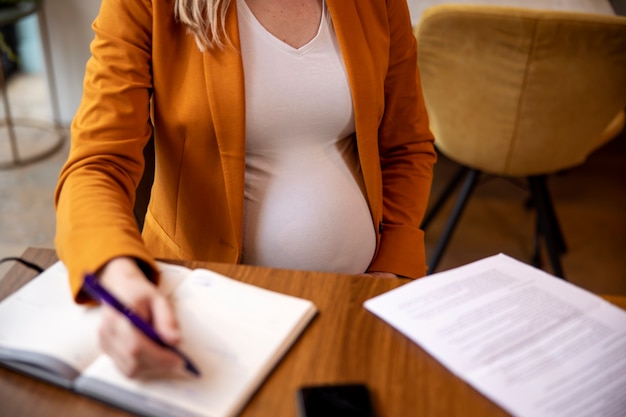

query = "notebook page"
[{"left": 0, "top": 261, "right": 100, "bottom": 377}]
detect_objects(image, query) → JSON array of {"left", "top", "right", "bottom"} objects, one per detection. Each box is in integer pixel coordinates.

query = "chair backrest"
[{"left": 416, "top": 5, "right": 626, "bottom": 176}]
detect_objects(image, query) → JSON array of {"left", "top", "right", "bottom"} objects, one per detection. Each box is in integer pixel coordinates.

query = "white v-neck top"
[{"left": 237, "top": 0, "right": 376, "bottom": 273}]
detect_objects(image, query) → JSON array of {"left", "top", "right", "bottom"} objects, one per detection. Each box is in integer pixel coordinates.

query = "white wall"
[
  {"left": 42, "top": 0, "right": 100, "bottom": 126},
  {"left": 16, "top": 14, "right": 41, "bottom": 73}
]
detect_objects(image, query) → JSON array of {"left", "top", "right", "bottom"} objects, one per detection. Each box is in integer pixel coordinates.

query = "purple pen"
[{"left": 82, "top": 273, "right": 201, "bottom": 377}]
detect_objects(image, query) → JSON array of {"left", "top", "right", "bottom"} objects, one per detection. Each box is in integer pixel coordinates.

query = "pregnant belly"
[{"left": 241, "top": 147, "right": 376, "bottom": 274}]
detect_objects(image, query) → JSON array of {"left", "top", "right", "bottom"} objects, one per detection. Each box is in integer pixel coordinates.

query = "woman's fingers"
[
  {"left": 99, "top": 304, "right": 184, "bottom": 378},
  {"left": 95, "top": 257, "right": 185, "bottom": 378},
  {"left": 150, "top": 295, "right": 181, "bottom": 345}
]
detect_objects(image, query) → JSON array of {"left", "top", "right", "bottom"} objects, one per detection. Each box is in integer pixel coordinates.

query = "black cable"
[{"left": 0, "top": 257, "right": 44, "bottom": 273}]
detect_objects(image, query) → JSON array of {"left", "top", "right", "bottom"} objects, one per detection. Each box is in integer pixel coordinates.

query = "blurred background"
[{"left": 0, "top": 0, "right": 624, "bottom": 295}]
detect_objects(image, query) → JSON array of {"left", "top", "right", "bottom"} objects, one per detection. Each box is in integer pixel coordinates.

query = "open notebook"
[{"left": 0, "top": 261, "right": 317, "bottom": 417}]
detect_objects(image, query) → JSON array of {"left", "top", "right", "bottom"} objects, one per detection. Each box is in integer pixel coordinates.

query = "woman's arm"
[
  {"left": 55, "top": 0, "right": 183, "bottom": 378},
  {"left": 367, "top": 0, "right": 437, "bottom": 278},
  {"left": 55, "top": 0, "right": 158, "bottom": 300}
]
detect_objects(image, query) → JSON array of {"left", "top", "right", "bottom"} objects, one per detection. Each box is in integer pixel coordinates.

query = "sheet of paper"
[{"left": 365, "top": 253, "right": 626, "bottom": 417}]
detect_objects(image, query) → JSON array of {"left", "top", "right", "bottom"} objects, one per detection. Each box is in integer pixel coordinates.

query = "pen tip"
[{"left": 187, "top": 364, "right": 201, "bottom": 377}]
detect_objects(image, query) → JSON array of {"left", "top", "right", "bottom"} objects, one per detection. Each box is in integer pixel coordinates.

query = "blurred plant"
[{"left": 0, "top": 0, "right": 42, "bottom": 66}]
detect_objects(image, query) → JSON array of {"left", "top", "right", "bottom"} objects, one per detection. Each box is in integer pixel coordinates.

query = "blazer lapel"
[{"left": 202, "top": 1, "right": 246, "bottom": 247}]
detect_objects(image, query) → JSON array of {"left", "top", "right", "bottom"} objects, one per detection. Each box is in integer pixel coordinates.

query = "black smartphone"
[{"left": 296, "top": 383, "right": 377, "bottom": 417}]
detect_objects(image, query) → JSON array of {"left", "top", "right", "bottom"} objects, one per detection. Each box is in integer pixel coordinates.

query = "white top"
[{"left": 237, "top": 0, "right": 376, "bottom": 273}]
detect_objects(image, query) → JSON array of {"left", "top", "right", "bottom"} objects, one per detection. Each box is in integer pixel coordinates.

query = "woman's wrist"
[{"left": 97, "top": 257, "right": 148, "bottom": 288}]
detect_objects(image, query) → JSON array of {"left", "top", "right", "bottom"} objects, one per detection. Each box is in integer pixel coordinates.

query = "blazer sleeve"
[
  {"left": 367, "top": 0, "right": 437, "bottom": 278},
  {"left": 54, "top": 0, "right": 159, "bottom": 301}
]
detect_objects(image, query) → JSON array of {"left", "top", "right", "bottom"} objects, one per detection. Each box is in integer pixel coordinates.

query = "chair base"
[
  {"left": 424, "top": 168, "right": 479, "bottom": 274},
  {"left": 422, "top": 167, "right": 567, "bottom": 279},
  {"left": 528, "top": 175, "right": 566, "bottom": 278},
  {"left": 0, "top": 118, "right": 65, "bottom": 169}
]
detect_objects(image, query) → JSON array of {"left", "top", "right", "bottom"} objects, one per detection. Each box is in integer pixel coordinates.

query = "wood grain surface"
[{"left": 1, "top": 248, "right": 624, "bottom": 417}]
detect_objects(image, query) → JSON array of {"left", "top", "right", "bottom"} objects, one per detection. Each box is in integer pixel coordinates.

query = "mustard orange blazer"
[{"left": 55, "top": 0, "right": 436, "bottom": 299}]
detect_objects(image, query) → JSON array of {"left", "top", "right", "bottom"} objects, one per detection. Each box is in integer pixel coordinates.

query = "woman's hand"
[{"left": 96, "top": 257, "right": 184, "bottom": 378}]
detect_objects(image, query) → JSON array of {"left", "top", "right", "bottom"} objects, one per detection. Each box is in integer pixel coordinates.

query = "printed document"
[{"left": 365, "top": 254, "right": 626, "bottom": 417}]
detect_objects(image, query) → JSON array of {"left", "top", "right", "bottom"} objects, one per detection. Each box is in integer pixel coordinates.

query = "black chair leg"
[
  {"left": 528, "top": 176, "right": 566, "bottom": 279},
  {"left": 422, "top": 166, "right": 469, "bottom": 229},
  {"left": 531, "top": 216, "right": 542, "bottom": 269},
  {"left": 543, "top": 188, "right": 567, "bottom": 255},
  {"left": 526, "top": 189, "right": 567, "bottom": 256},
  {"left": 427, "top": 169, "right": 480, "bottom": 274}
]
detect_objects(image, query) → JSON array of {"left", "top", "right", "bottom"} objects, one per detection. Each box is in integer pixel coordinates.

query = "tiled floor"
[{"left": 1, "top": 72, "right": 625, "bottom": 296}]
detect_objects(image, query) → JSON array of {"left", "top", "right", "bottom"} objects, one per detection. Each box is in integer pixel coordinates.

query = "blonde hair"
[{"left": 174, "top": 0, "right": 232, "bottom": 50}]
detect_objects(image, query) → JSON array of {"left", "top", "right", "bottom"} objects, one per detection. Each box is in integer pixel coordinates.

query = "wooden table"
[{"left": 1, "top": 248, "right": 625, "bottom": 417}]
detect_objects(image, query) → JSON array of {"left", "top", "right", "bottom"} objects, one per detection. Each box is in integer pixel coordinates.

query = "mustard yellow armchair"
[{"left": 416, "top": 5, "right": 626, "bottom": 277}]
